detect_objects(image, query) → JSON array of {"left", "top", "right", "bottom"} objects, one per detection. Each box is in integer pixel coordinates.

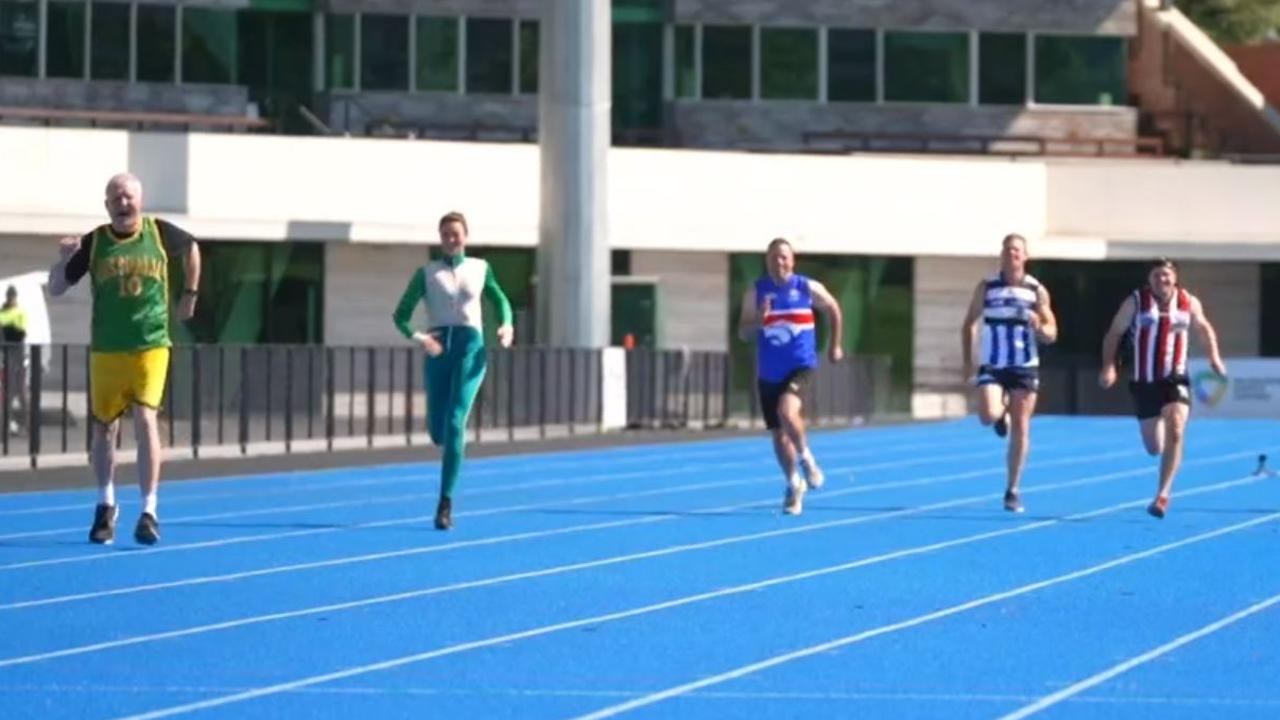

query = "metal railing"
[{"left": 0, "top": 344, "right": 895, "bottom": 466}]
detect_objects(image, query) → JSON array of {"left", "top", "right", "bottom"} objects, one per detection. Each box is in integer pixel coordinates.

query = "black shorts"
[
  {"left": 976, "top": 366, "right": 1040, "bottom": 393},
  {"left": 757, "top": 368, "right": 814, "bottom": 430},
  {"left": 1129, "top": 378, "right": 1191, "bottom": 420}
]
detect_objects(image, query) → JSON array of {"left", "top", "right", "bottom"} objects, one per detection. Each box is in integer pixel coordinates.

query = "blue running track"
[{"left": 0, "top": 416, "right": 1276, "bottom": 719}]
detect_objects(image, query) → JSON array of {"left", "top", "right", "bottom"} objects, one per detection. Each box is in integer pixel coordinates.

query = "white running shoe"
[
  {"left": 783, "top": 477, "right": 806, "bottom": 515},
  {"left": 800, "top": 457, "right": 825, "bottom": 490}
]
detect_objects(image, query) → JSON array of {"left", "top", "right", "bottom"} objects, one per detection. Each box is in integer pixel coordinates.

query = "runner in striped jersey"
[
  {"left": 962, "top": 234, "right": 1058, "bottom": 513},
  {"left": 1100, "top": 258, "right": 1227, "bottom": 518}
]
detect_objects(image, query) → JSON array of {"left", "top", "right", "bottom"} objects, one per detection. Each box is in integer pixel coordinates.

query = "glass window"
[
  {"left": 325, "top": 13, "right": 354, "bottom": 89},
  {"left": 0, "top": 1, "right": 38, "bottom": 77},
  {"left": 1035, "top": 35, "right": 1127, "bottom": 105},
  {"left": 182, "top": 6, "right": 238, "bottom": 84},
  {"left": 884, "top": 31, "right": 969, "bottom": 103},
  {"left": 613, "top": 21, "right": 663, "bottom": 130},
  {"left": 519, "top": 19, "right": 538, "bottom": 94},
  {"left": 90, "top": 1, "right": 129, "bottom": 81},
  {"left": 46, "top": 0, "right": 86, "bottom": 79},
  {"left": 827, "top": 28, "right": 874, "bottom": 102},
  {"left": 760, "top": 27, "right": 816, "bottom": 100},
  {"left": 1262, "top": 264, "right": 1280, "bottom": 357},
  {"left": 414, "top": 16, "right": 456, "bottom": 91},
  {"left": 360, "top": 13, "right": 408, "bottom": 91},
  {"left": 136, "top": 4, "right": 175, "bottom": 82},
  {"left": 674, "top": 24, "right": 695, "bottom": 98},
  {"left": 178, "top": 241, "right": 324, "bottom": 345},
  {"left": 979, "top": 33, "right": 1026, "bottom": 105},
  {"left": 466, "top": 17, "right": 512, "bottom": 94},
  {"left": 702, "top": 25, "right": 749, "bottom": 100}
]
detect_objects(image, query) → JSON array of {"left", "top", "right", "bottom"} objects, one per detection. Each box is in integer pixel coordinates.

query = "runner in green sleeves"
[{"left": 393, "top": 211, "right": 514, "bottom": 530}]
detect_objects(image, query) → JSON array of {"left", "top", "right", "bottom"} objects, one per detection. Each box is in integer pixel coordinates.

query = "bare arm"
[
  {"left": 960, "top": 280, "right": 986, "bottom": 378},
  {"left": 736, "top": 287, "right": 758, "bottom": 343},
  {"left": 1189, "top": 295, "right": 1227, "bottom": 376},
  {"left": 1032, "top": 284, "right": 1058, "bottom": 344},
  {"left": 175, "top": 240, "right": 202, "bottom": 321},
  {"left": 1098, "top": 295, "right": 1136, "bottom": 388},
  {"left": 809, "top": 280, "right": 844, "bottom": 362}
]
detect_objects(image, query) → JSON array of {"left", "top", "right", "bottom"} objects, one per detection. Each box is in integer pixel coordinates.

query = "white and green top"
[{"left": 393, "top": 253, "right": 513, "bottom": 337}]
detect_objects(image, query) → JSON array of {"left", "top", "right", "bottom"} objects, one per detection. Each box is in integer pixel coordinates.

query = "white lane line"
[
  {"left": 111, "top": 496, "right": 1280, "bottom": 720},
  {"left": 998, "top": 591, "right": 1280, "bottom": 720}
]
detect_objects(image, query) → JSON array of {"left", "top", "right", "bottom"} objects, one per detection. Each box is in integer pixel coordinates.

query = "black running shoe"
[
  {"left": 1003, "top": 489, "right": 1024, "bottom": 513},
  {"left": 134, "top": 512, "right": 160, "bottom": 545},
  {"left": 88, "top": 503, "right": 118, "bottom": 545},
  {"left": 434, "top": 496, "right": 453, "bottom": 530},
  {"left": 994, "top": 412, "right": 1009, "bottom": 438}
]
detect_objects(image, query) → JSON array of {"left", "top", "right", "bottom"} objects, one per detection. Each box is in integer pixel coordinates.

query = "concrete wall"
[
  {"left": 2, "top": 126, "right": 1278, "bottom": 262},
  {"left": 1178, "top": 261, "right": 1260, "bottom": 357},
  {"left": 0, "top": 79, "right": 252, "bottom": 116},
  {"left": 324, "top": 243, "right": 427, "bottom": 346},
  {"left": 673, "top": 103, "right": 1139, "bottom": 151},
  {"left": 630, "top": 251, "right": 729, "bottom": 351},
  {"left": 911, "top": 255, "right": 991, "bottom": 417},
  {"left": 674, "top": 0, "right": 1137, "bottom": 34},
  {"left": 322, "top": 92, "right": 537, "bottom": 137}
]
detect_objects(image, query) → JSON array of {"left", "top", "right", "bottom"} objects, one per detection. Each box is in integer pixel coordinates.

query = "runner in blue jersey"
[
  {"left": 737, "top": 238, "right": 844, "bottom": 515},
  {"left": 961, "top": 233, "right": 1058, "bottom": 513}
]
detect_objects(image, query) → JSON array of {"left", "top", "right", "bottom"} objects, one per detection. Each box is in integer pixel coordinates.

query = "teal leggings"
[{"left": 424, "top": 326, "right": 487, "bottom": 498}]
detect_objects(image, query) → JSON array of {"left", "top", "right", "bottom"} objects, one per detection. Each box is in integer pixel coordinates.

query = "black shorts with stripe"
[{"left": 1129, "top": 377, "right": 1191, "bottom": 420}]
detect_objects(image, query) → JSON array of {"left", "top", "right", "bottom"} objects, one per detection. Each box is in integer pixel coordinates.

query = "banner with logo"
[{"left": 1187, "top": 358, "right": 1280, "bottom": 419}]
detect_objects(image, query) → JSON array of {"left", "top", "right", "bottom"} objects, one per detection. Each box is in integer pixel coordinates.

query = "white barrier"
[{"left": 1188, "top": 357, "right": 1280, "bottom": 419}]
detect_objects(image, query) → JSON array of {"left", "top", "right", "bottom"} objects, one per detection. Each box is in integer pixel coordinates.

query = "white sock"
[
  {"left": 800, "top": 447, "right": 816, "bottom": 466},
  {"left": 99, "top": 483, "right": 115, "bottom": 507},
  {"left": 787, "top": 472, "right": 803, "bottom": 488},
  {"left": 142, "top": 493, "right": 158, "bottom": 517}
]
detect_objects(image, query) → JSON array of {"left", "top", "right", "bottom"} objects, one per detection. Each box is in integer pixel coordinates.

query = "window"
[
  {"left": 414, "top": 16, "right": 456, "bottom": 91},
  {"left": 136, "top": 4, "right": 175, "bottom": 82},
  {"left": 674, "top": 24, "right": 695, "bottom": 98},
  {"left": 519, "top": 19, "right": 538, "bottom": 94},
  {"left": 325, "top": 13, "right": 355, "bottom": 89},
  {"left": 360, "top": 14, "right": 408, "bottom": 91},
  {"left": 90, "top": 1, "right": 130, "bottom": 81},
  {"left": 979, "top": 33, "right": 1026, "bottom": 105},
  {"left": 760, "top": 27, "right": 816, "bottom": 100},
  {"left": 702, "top": 25, "right": 749, "bottom": 99},
  {"left": 1263, "top": 264, "right": 1280, "bottom": 357},
  {"left": 466, "top": 17, "right": 512, "bottom": 94},
  {"left": 0, "top": 1, "right": 38, "bottom": 77},
  {"left": 182, "top": 6, "right": 238, "bottom": 84},
  {"left": 46, "top": 0, "right": 86, "bottom": 79},
  {"left": 178, "top": 242, "right": 324, "bottom": 345},
  {"left": 1035, "top": 35, "right": 1127, "bottom": 105},
  {"left": 884, "top": 31, "right": 969, "bottom": 103},
  {"left": 826, "top": 28, "right": 875, "bottom": 102}
]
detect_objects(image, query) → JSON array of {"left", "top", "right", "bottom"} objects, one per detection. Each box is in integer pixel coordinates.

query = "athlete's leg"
[
  {"left": 1005, "top": 389, "right": 1037, "bottom": 506},
  {"left": 1139, "top": 416, "right": 1164, "bottom": 456},
  {"left": 424, "top": 352, "right": 452, "bottom": 447},
  {"left": 975, "top": 383, "right": 1006, "bottom": 426},
  {"left": 90, "top": 418, "right": 119, "bottom": 504},
  {"left": 133, "top": 404, "right": 161, "bottom": 514},
  {"left": 439, "top": 337, "right": 487, "bottom": 501},
  {"left": 1155, "top": 401, "right": 1190, "bottom": 502}
]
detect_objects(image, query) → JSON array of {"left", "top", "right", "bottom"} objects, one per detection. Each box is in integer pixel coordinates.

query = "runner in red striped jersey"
[{"left": 1099, "top": 258, "right": 1227, "bottom": 518}]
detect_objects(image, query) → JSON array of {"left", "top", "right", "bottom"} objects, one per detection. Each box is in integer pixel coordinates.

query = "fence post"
[
  {"left": 326, "top": 346, "right": 336, "bottom": 452},
  {"left": 27, "top": 344, "right": 42, "bottom": 467},
  {"left": 192, "top": 346, "right": 202, "bottom": 458},
  {"left": 284, "top": 346, "right": 294, "bottom": 453},
  {"left": 238, "top": 346, "right": 249, "bottom": 455},
  {"left": 366, "top": 346, "right": 376, "bottom": 447}
]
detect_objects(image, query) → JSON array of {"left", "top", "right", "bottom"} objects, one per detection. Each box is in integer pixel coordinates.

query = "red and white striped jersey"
[{"left": 1131, "top": 287, "right": 1193, "bottom": 383}]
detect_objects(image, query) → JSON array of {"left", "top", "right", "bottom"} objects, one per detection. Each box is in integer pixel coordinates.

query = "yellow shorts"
[{"left": 89, "top": 347, "right": 170, "bottom": 423}]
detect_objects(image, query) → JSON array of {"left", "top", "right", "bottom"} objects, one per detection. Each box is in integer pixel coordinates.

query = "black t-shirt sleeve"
[
  {"left": 155, "top": 219, "right": 197, "bottom": 258},
  {"left": 62, "top": 232, "right": 95, "bottom": 285}
]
